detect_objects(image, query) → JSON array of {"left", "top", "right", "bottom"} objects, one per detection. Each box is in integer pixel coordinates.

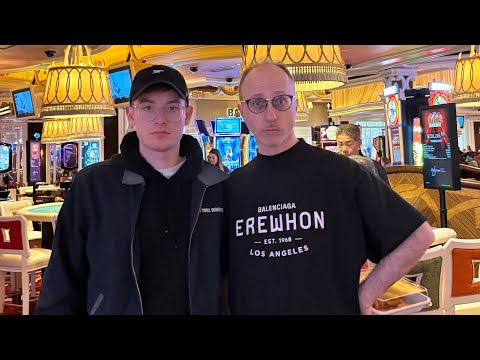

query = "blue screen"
[
  {"left": 12, "top": 88, "right": 35, "bottom": 118},
  {"left": 215, "top": 136, "right": 241, "bottom": 172},
  {"left": 214, "top": 117, "right": 241, "bottom": 134},
  {"left": 456, "top": 115, "right": 464, "bottom": 129},
  {"left": 108, "top": 66, "right": 132, "bottom": 104},
  {"left": 0, "top": 144, "right": 11, "bottom": 172},
  {"left": 81, "top": 141, "right": 100, "bottom": 168},
  {"left": 248, "top": 135, "right": 257, "bottom": 162}
]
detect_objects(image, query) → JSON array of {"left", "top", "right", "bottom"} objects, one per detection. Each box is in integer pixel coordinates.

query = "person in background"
[
  {"left": 349, "top": 154, "right": 379, "bottom": 177},
  {"left": 208, "top": 148, "right": 230, "bottom": 173},
  {"left": 336, "top": 124, "right": 390, "bottom": 185},
  {"left": 224, "top": 62, "right": 434, "bottom": 315},
  {"left": 36, "top": 65, "right": 229, "bottom": 315},
  {"left": 2, "top": 172, "right": 13, "bottom": 188}
]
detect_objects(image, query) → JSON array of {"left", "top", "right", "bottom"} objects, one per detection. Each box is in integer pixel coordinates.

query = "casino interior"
[{"left": 1, "top": 44, "right": 480, "bottom": 315}]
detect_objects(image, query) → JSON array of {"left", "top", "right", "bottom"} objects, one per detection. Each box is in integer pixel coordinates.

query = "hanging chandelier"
[
  {"left": 41, "top": 117, "right": 104, "bottom": 143},
  {"left": 40, "top": 45, "right": 116, "bottom": 118},
  {"left": 295, "top": 91, "right": 310, "bottom": 122},
  {"left": 41, "top": 118, "right": 71, "bottom": 144},
  {"left": 452, "top": 45, "right": 480, "bottom": 107},
  {"left": 67, "top": 117, "right": 104, "bottom": 141},
  {"left": 242, "top": 45, "right": 347, "bottom": 91}
]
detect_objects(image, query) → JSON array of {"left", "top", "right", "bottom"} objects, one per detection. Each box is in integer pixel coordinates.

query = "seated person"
[{"left": 336, "top": 124, "right": 390, "bottom": 185}]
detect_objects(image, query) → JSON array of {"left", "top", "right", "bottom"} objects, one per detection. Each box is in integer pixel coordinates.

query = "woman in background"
[{"left": 208, "top": 148, "right": 230, "bottom": 173}]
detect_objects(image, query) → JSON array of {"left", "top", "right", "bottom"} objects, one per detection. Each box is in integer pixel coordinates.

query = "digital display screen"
[
  {"left": 214, "top": 117, "right": 241, "bottom": 134},
  {"left": 12, "top": 88, "right": 35, "bottom": 118},
  {"left": 108, "top": 66, "right": 132, "bottom": 104},
  {"left": 30, "top": 140, "right": 42, "bottom": 182},
  {"left": 214, "top": 135, "right": 241, "bottom": 172},
  {"left": 248, "top": 135, "right": 257, "bottom": 162},
  {"left": 0, "top": 143, "right": 12, "bottom": 173},
  {"left": 61, "top": 142, "right": 78, "bottom": 171},
  {"left": 390, "top": 127, "right": 402, "bottom": 165},
  {"left": 456, "top": 115, "right": 464, "bottom": 129},
  {"left": 420, "top": 103, "right": 460, "bottom": 190},
  {"left": 81, "top": 141, "right": 100, "bottom": 168},
  {"left": 319, "top": 125, "right": 338, "bottom": 141},
  {"left": 412, "top": 117, "right": 423, "bottom": 166}
]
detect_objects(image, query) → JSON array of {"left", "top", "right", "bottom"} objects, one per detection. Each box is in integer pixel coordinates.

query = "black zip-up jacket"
[{"left": 35, "top": 133, "right": 229, "bottom": 315}]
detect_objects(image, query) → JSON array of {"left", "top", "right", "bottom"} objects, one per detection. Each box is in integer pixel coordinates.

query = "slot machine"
[
  {"left": 190, "top": 119, "right": 213, "bottom": 160},
  {"left": 384, "top": 84, "right": 429, "bottom": 165},
  {"left": 0, "top": 142, "right": 13, "bottom": 175},
  {"left": 213, "top": 117, "right": 242, "bottom": 173},
  {"left": 80, "top": 140, "right": 101, "bottom": 169},
  {"left": 318, "top": 124, "right": 339, "bottom": 152},
  {"left": 241, "top": 120, "right": 257, "bottom": 165}
]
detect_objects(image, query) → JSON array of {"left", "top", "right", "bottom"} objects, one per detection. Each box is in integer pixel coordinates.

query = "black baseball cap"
[{"left": 130, "top": 65, "right": 189, "bottom": 105}]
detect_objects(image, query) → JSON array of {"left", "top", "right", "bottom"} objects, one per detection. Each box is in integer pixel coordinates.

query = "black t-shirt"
[{"left": 225, "top": 139, "right": 426, "bottom": 315}]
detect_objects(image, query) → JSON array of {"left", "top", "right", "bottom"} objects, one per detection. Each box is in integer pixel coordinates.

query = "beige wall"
[
  {"left": 190, "top": 99, "right": 240, "bottom": 125},
  {"left": 188, "top": 99, "right": 330, "bottom": 132},
  {"left": 297, "top": 103, "right": 329, "bottom": 127}
]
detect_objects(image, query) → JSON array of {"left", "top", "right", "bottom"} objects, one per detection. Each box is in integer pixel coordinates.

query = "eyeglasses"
[
  {"left": 132, "top": 104, "right": 185, "bottom": 122},
  {"left": 241, "top": 95, "right": 295, "bottom": 114}
]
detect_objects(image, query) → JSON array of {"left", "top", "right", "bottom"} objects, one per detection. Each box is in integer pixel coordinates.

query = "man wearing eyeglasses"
[
  {"left": 223, "top": 62, "right": 434, "bottom": 315},
  {"left": 36, "top": 65, "right": 229, "bottom": 315}
]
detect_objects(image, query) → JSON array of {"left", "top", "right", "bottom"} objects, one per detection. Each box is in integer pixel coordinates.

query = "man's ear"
[
  {"left": 184, "top": 105, "right": 193, "bottom": 126},
  {"left": 125, "top": 106, "right": 135, "bottom": 127}
]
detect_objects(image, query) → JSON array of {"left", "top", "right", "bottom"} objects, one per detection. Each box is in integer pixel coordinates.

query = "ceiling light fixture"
[
  {"left": 452, "top": 45, "right": 480, "bottom": 107},
  {"left": 40, "top": 45, "right": 116, "bottom": 118},
  {"left": 242, "top": 45, "right": 348, "bottom": 91}
]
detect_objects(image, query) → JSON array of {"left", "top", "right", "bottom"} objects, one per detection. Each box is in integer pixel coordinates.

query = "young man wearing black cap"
[{"left": 36, "top": 65, "right": 229, "bottom": 315}]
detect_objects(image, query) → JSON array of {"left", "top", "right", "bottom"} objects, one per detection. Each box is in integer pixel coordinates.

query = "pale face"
[
  {"left": 208, "top": 152, "right": 218, "bottom": 165},
  {"left": 125, "top": 88, "right": 193, "bottom": 162},
  {"left": 238, "top": 64, "right": 298, "bottom": 156},
  {"left": 336, "top": 134, "right": 362, "bottom": 157}
]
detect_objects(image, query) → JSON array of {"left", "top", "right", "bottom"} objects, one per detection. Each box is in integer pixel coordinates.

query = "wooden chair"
[
  {"left": 0, "top": 215, "right": 51, "bottom": 315},
  {"left": 443, "top": 238, "right": 480, "bottom": 315}
]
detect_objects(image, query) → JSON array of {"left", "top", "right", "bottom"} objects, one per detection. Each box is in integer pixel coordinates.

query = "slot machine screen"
[
  {"left": 30, "top": 140, "right": 42, "bottom": 182},
  {"left": 214, "top": 117, "right": 241, "bottom": 134},
  {"left": 81, "top": 141, "right": 100, "bottom": 168},
  {"left": 248, "top": 135, "right": 258, "bottom": 161},
  {"left": 456, "top": 115, "right": 464, "bottom": 129},
  {"left": 215, "top": 136, "right": 241, "bottom": 172},
  {"left": 0, "top": 142, "right": 12, "bottom": 173},
  {"left": 61, "top": 142, "right": 78, "bottom": 171},
  {"left": 420, "top": 103, "right": 460, "bottom": 190}
]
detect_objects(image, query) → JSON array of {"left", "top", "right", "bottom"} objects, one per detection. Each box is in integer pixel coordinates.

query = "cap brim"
[{"left": 131, "top": 80, "right": 188, "bottom": 103}]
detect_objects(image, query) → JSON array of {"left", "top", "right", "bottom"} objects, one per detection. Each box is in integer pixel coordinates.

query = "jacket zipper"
[
  {"left": 89, "top": 293, "right": 104, "bottom": 315},
  {"left": 188, "top": 185, "right": 208, "bottom": 313}
]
